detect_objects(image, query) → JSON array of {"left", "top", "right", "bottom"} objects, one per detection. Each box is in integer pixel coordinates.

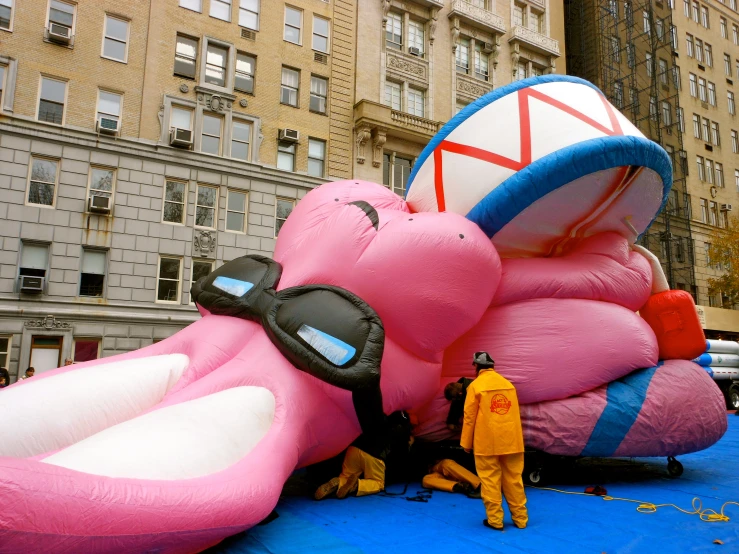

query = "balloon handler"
[
  {"left": 314, "top": 411, "right": 413, "bottom": 499},
  {"left": 462, "top": 352, "right": 528, "bottom": 530}
]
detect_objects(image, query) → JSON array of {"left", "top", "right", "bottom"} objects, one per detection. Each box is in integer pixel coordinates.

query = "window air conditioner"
[
  {"left": 279, "top": 128, "right": 300, "bottom": 142},
  {"left": 482, "top": 42, "right": 495, "bottom": 54},
  {"left": 89, "top": 195, "right": 112, "bottom": 213},
  {"left": 19, "top": 276, "right": 44, "bottom": 294},
  {"left": 96, "top": 117, "right": 119, "bottom": 135},
  {"left": 48, "top": 23, "right": 72, "bottom": 44},
  {"left": 170, "top": 127, "right": 193, "bottom": 148},
  {"left": 408, "top": 46, "right": 421, "bottom": 56},
  {"left": 720, "top": 204, "right": 733, "bottom": 212}
]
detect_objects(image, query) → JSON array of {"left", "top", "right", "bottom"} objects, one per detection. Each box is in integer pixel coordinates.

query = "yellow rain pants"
[
  {"left": 475, "top": 453, "right": 528, "bottom": 528},
  {"left": 422, "top": 459, "right": 481, "bottom": 493},
  {"left": 338, "top": 446, "right": 386, "bottom": 497}
]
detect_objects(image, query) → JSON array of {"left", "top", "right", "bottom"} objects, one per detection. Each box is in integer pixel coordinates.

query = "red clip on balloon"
[{"left": 640, "top": 290, "right": 706, "bottom": 361}]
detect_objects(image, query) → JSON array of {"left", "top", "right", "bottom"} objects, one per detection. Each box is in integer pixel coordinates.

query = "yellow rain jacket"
[{"left": 460, "top": 369, "right": 524, "bottom": 456}]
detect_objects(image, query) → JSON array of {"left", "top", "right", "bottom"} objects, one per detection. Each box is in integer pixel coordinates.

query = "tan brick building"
[{"left": 0, "top": 0, "right": 565, "bottom": 381}]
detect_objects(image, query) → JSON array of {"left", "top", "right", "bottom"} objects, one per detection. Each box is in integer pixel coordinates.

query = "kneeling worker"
[
  {"left": 461, "top": 352, "right": 528, "bottom": 530},
  {"left": 422, "top": 458, "right": 481, "bottom": 498}
]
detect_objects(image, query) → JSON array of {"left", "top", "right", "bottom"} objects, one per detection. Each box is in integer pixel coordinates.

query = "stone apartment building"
[{"left": 0, "top": 0, "right": 565, "bottom": 381}]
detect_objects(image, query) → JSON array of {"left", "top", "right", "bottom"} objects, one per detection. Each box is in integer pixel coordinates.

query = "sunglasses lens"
[
  {"left": 212, "top": 276, "right": 255, "bottom": 297},
  {"left": 276, "top": 290, "right": 369, "bottom": 367}
]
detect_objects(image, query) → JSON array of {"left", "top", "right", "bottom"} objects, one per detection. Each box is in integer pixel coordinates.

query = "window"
[
  {"left": 313, "top": 16, "right": 329, "bottom": 52},
  {"left": 627, "top": 43, "right": 635, "bottom": 67},
  {"left": 709, "top": 201, "right": 719, "bottom": 226},
  {"left": 513, "top": 3, "right": 525, "bottom": 26},
  {"left": 281, "top": 67, "right": 299, "bottom": 106},
  {"left": 721, "top": 17, "right": 728, "bottom": 38},
  {"left": 693, "top": 113, "right": 701, "bottom": 137},
  {"left": 205, "top": 43, "right": 228, "bottom": 87},
  {"left": 19, "top": 243, "right": 49, "bottom": 281},
  {"left": 716, "top": 163, "right": 724, "bottom": 187},
  {"left": 731, "top": 129, "right": 738, "bottom": 153},
  {"left": 235, "top": 52, "right": 255, "bottom": 93},
  {"left": 180, "top": 0, "right": 202, "bottom": 12},
  {"left": 277, "top": 141, "right": 295, "bottom": 171},
  {"left": 530, "top": 10, "right": 542, "bottom": 33},
  {"left": 705, "top": 43, "right": 713, "bottom": 66},
  {"left": 48, "top": 1, "right": 75, "bottom": 36},
  {"left": 385, "top": 81, "right": 401, "bottom": 110},
  {"left": 672, "top": 65, "right": 681, "bottom": 89},
  {"left": 649, "top": 95, "right": 658, "bottom": 121},
  {"left": 37, "top": 76, "right": 66, "bottom": 125},
  {"left": 88, "top": 166, "right": 115, "bottom": 205},
  {"left": 102, "top": 15, "right": 128, "bottom": 62},
  {"left": 697, "top": 155, "right": 705, "bottom": 180},
  {"left": 231, "top": 120, "right": 251, "bottom": 161},
  {"left": 239, "top": 0, "right": 259, "bottom": 30},
  {"left": 96, "top": 90, "right": 121, "bottom": 129},
  {"left": 157, "top": 257, "right": 182, "bottom": 304},
  {"left": 711, "top": 121, "right": 720, "bottom": 145},
  {"left": 73, "top": 338, "right": 100, "bottom": 363},
  {"left": 678, "top": 107, "right": 685, "bottom": 132},
  {"left": 736, "top": 169, "right": 739, "bottom": 191},
  {"left": 706, "top": 159, "right": 714, "bottom": 184},
  {"left": 386, "top": 12, "right": 402, "bottom": 50},
  {"left": 692, "top": 1, "right": 699, "bottom": 22},
  {"left": 308, "top": 138, "right": 326, "bottom": 178},
  {"left": 174, "top": 35, "right": 198, "bottom": 79},
  {"left": 662, "top": 101, "right": 672, "bottom": 124},
  {"left": 0, "top": 337, "right": 9, "bottom": 372},
  {"left": 696, "top": 38, "right": 704, "bottom": 62},
  {"left": 726, "top": 53, "right": 733, "bottom": 76},
  {"left": 409, "top": 20, "right": 424, "bottom": 55},
  {"left": 702, "top": 117, "right": 710, "bottom": 140},
  {"left": 190, "top": 260, "right": 213, "bottom": 301},
  {"left": 686, "top": 34, "right": 694, "bottom": 57},
  {"left": 383, "top": 154, "right": 413, "bottom": 197},
  {"left": 28, "top": 157, "right": 58, "bottom": 206},
  {"left": 408, "top": 87, "right": 424, "bottom": 117},
  {"left": 0, "top": 0, "right": 12, "bottom": 30},
  {"left": 643, "top": 10, "right": 650, "bottom": 33},
  {"left": 195, "top": 184, "right": 218, "bottom": 228},
  {"left": 708, "top": 81, "right": 716, "bottom": 105},
  {"left": 275, "top": 198, "right": 295, "bottom": 236},
  {"left": 210, "top": 0, "right": 231, "bottom": 21},
  {"left": 700, "top": 198, "right": 709, "bottom": 222},
  {"left": 611, "top": 36, "right": 621, "bottom": 62},
  {"left": 614, "top": 81, "right": 623, "bottom": 108},
  {"left": 729, "top": 91, "right": 736, "bottom": 114},
  {"left": 689, "top": 72, "right": 697, "bottom": 96},
  {"left": 171, "top": 106, "right": 192, "bottom": 131},
  {"left": 284, "top": 6, "right": 302, "bottom": 44},
  {"left": 735, "top": 25, "right": 739, "bottom": 45},
  {"left": 698, "top": 77, "right": 707, "bottom": 101},
  {"left": 646, "top": 52, "right": 653, "bottom": 76},
  {"left": 201, "top": 114, "right": 222, "bottom": 155},
  {"left": 701, "top": 5, "right": 709, "bottom": 28},
  {"left": 659, "top": 58, "right": 668, "bottom": 84},
  {"left": 517, "top": 62, "right": 528, "bottom": 81},
  {"left": 226, "top": 189, "right": 247, "bottom": 232},
  {"left": 163, "top": 180, "right": 186, "bottom": 224},
  {"left": 684, "top": 0, "right": 690, "bottom": 18},
  {"left": 456, "top": 38, "right": 469, "bottom": 73},
  {"left": 79, "top": 249, "right": 106, "bottom": 297},
  {"left": 310, "top": 75, "right": 327, "bottom": 113}
]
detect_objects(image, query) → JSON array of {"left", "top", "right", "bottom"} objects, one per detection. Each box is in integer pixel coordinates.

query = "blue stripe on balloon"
[{"left": 581, "top": 363, "right": 662, "bottom": 457}]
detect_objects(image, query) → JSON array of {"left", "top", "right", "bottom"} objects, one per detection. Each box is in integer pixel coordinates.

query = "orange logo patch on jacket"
[{"left": 490, "top": 394, "right": 511, "bottom": 415}]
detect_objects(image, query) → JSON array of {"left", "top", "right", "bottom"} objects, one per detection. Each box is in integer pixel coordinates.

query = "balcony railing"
[
  {"left": 508, "top": 25, "right": 560, "bottom": 57},
  {"left": 449, "top": 0, "right": 506, "bottom": 35},
  {"left": 390, "top": 110, "right": 441, "bottom": 134}
]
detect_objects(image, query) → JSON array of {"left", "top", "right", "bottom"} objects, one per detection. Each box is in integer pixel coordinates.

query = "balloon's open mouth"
[{"left": 0, "top": 354, "right": 276, "bottom": 480}]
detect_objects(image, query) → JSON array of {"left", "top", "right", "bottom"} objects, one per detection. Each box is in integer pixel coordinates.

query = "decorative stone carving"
[
  {"left": 372, "top": 128, "right": 387, "bottom": 168},
  {"left": 157, "top": 104, "right": 164, "bottom": 135},
  {"left": 508, "top": 25, "right": 561, "bottom": 56},
  {"left": 179, "top": 84, "right": 189, "bottom": 93},
  {"left": 387, "top": 52, "right": 427, "bottom": 80},
  {"left": 451, "top": 17, "right": 460, "bottom": 52},
  {"left": 25, "top": 315, "right": 71, "bottom": 330},
  {"left": 429, "top": 8, "right": 439, "bottom": 44},
  {"left": 491, "top": 36, "right": 502, "bottom": 69},
  {"left": 511, "top": 42, "right": 521, "bottom": 78},
  {"left": 195, "top": 87, "right": 236, "bottom": 114},
  {"left": 193, "top": 230, "right": 217, "bottom": 257},
  {"left": 239, "top": 98, "right": 248, "bottom": 108},
  {"left": 381, "top": 0, "right": 392, "bottom": 24},
  {"left": 355, "top": 126, "right": 372, "bottom": 164},
  {"left": 457, "top": 75, "right": 488, "bottom": 99},
  {"left": 448, "top": 0, "right": 506, "bottom": 35}
]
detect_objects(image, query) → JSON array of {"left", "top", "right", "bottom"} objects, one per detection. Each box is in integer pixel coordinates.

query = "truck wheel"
[{"left": 729, "top": 385, "right": 739, "bottom": 410}]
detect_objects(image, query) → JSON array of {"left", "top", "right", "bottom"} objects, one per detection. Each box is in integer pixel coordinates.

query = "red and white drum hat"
[{"left": 405, "top": 75, "right": 672, "bottom": 258}]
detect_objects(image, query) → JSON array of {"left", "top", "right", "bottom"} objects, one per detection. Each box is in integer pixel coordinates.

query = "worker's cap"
[{"left": 472, "top": 351, "right": 494, "bottom": 368}]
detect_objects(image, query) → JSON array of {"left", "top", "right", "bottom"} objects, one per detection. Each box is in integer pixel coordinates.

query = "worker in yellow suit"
[
  {"left": 314, "top": 445, "right": 387, "bottom": 499},
  {"left": 422, "top": 458, "right": 481, "bottom": 497},
  {"left": 461, "top": 352, "right": 528, "bottom": 531}
]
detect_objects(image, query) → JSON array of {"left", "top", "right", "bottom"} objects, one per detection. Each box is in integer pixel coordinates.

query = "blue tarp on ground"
[{"left": 215, "top": 416, "right": 739, "bottom": 553}]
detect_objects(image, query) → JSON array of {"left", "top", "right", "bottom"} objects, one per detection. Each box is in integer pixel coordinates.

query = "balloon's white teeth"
[
  {"left": 42, "top": 387, "right": 275, "bottom": 480},
  {"left": 0, "top": 354, "right": 189, "bottom": 458}
]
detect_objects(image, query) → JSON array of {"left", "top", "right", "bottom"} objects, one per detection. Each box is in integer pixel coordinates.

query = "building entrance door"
[{"left": 29, "top": 336, "right": 62, "bottom": 374}]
